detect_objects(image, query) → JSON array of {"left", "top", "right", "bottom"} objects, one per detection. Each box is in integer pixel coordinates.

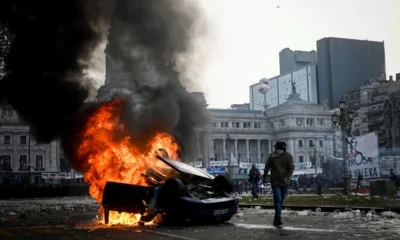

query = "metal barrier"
[{"left": 0, "top": 185, "right": 89, "bottom": 199}]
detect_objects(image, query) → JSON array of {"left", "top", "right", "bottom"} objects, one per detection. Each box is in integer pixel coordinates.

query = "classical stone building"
[
  {"left": 0, "top": 102, "right": 61, "bottom": 184},
  {"left": 196, "top": 89, "right": 335, "bottom": 168}
]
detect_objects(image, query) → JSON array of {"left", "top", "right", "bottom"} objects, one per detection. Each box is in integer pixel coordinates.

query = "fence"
[
  {"left": 0, "top": 185, "right": 89, "bottom": 199},
  {"left": 379, "top": 155, "right": 400, "bottom": 177}
]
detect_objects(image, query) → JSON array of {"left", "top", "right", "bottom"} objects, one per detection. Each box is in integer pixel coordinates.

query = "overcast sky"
[{"left": 197, "top": 0, "right": 400, "bottom": 108}]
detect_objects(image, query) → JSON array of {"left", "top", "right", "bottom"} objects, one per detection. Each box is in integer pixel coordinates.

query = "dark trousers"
[
  {"left": 271, "top": 184, "right": 289, "bottom": 219},
  {"left": 251, "top": 182, "right": 258, "bottom": 198},
  {"left": 317, "top": 183, "right": 322, "bottom": 196}
]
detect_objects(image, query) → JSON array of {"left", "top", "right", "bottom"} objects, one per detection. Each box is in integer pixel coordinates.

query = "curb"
[{"left": 238, "top": 204, "right": 400, "bottom": 213}]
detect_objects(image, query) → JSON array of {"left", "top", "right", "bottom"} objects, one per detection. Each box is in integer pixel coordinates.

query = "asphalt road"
[{"left": 1, "top": 208, "right": 400, "bottom": 240}]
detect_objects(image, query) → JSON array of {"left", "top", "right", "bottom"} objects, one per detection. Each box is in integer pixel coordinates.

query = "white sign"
[
  {"left": 295, "top": 162, "right": 312, "bottom": 169},
  {"left": 346, "top": 132, "right": 379, "bottom": 179},
  {"left": 189, "top": 161, "right": 203, "bottom": 168},
  {"left": 239, "top": 163, "right": 265, "bottom": 169},
  {"left": 42, "top": 172, "right": 84, "bottom": 179},
  {"left": 210, "top": 161, "right": 228, "bottom": 167}
]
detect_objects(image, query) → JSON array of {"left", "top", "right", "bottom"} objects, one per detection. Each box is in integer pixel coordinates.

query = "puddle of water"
[{"left": 234, "top": 223, "right": 339, "bottom": 232}]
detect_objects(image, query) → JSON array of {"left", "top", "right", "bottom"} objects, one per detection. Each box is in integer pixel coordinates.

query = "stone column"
[
  {"left": 234, "top": 139, "right": 238, "bottom": 159},
  {"left": 196, "top": 131, "right": 201, "bottom": 159},
  {"left": 202, "top": 131, "right": 209, "bottom": 168},
  {"left": 222, "top": 138, "right": 227, "bottom": 160},
  {"left": 209, "top": 137, "right": 214, "bottom": 161},
  {"left": 246, "top": 139, "right": 250, "bottom": 162},
  {"left": 257, "top": 139, "right": 261, "bottom": 163}
]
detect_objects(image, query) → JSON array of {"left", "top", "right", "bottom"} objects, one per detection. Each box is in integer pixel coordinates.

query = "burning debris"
[{"left": 1, "top": 0, "right": 210, "bottom": 226}]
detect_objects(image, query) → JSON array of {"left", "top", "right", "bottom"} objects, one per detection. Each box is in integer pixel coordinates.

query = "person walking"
[
  {"left": 316, "top": 174, "right": 323, "bottom": 196},
  {"left": 263, "top": 142, "right": 294, "bottom": 227},
  {"left": 357, "top": 172, "right": 364, "bottom": 191},
  {"left": 389, "top": 169, "right": 399, "bottom": 191},
  {"left": 248, "top": 164, "right": 261, "bottom": 199}
]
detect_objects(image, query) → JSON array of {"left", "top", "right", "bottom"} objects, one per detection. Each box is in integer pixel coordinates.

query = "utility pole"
[{"left": 331, "top": 100, "right": 354, "bottom": 196}]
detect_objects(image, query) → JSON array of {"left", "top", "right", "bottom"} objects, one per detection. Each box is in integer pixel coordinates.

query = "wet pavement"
[
  {"left": 1, "top": 197, "right": 400, "bottom": 239},
  {"left": 0, "top": 207, "right": 399, "bottom": 239}
]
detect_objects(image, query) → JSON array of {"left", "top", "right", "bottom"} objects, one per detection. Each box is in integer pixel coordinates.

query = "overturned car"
[{"left": 101, "top": 154, "right": 238, "bottom": 224}]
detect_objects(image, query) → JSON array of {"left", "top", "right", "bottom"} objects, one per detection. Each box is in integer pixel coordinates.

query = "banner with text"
[{"left": 332, "top": 132, "right": 380, "bottom": 180}]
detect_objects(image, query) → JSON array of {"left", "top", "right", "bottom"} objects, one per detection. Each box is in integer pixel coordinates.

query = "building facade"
[
  {"left": 279, "top": 48, "right": 317, "bottom": 75},
  {"left": 0, "top": 103, "right": 61, "bottom": 184},
  {"left": 342, "top": 73, "right": 400, "bottom": 154},
  {"left": 249, "top": 64, "right": 318, "bottom": 111},
  {"left": 197, "top": 89, "right": 334, "bottom": 169},
  {"left": 317, "top": 37, "right": 386, "bottom": 109}
]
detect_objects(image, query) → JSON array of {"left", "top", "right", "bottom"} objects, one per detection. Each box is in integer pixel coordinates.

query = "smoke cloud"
[
  {"left": 1, "top": 0, "right": 210, "bottom": 162},
  {"left": 0, "top": 0, "right": 111, "bottom": 142},
  {"left": 99, "top": 0, "right": 211, "bottom": 160}
]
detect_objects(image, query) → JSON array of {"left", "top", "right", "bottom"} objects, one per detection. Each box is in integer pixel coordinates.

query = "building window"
[
  {"left": 0, "top": 155, "right": 12, "bottom": 171},
  {"left": 20, "top": 136, "right": 27, "bottom": 145},
  {"left": 212, "top": 122, "right": 217, "bottom": 128},
  {"left": 35, "top": 155, "right": 43, "bottom": 169},
  {"left": 309, "top": 140, "right": 313, "bottom": 147},
  {"left": 319, "top": 119, "right": 324, "bottom": 125},
  {"left": 19, "top": 155, "right": 27, "bottom": 170},
  {"left": 254, "top": 122, "right": 261, "bottom": 128},
  {"left": 296, "top": 118, "right": 304, "bottom": 126},
  {"left": 299, "top": 156, "right": 304, "bottom": 163},
  {"left": 306, "top": 118, "right": 314, "bottom": 126},
  {"left": 271, "top": 122, "right": 274, "bottom": 129},
  {"left": 319, "top": 140, "right": 323, "bottom": 147},
  {"left": 220, "top": 122, "right": 228, "bottom": 128},
  {"left": 320, "top": 156, "right": 325, "bottom": 163},
  {"left": 1, "top": 106, "right": 13, "bottom": 117},
  {"left": 298, "top": 140, "right": 303, "bottom": 147},
  {"left": 1, "top": 106, "right": 6, "bottom": 117},
  {"left": 279, "top": 119, "right": 285, "bottom": 126},
  {"left": 4, "top": 136, "right": 10, "bottom": 145},
  {"left": 243, "top": 122, "right": 251, "bottom": 128}
]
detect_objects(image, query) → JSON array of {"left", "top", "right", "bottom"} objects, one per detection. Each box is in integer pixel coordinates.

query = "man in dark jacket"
[
  {"left": 248, "top": 164, "right": 261, "bottom": 199},
  {"left": 316, "top": 174, "right": 324, "bottom": 196},
  {"left": 263, "top": 141, "right": 295, "bottom": 227},
  {"left": 389, "top": 169, "right": 398, "bottom": 191}
]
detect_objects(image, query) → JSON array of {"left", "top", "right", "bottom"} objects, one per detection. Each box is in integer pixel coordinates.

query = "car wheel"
[
  {"left": 158, "top": 178, "right": 185, "bottom": 219},
  {"left": 211, "top": 175, "right": 234, "bottom": 193}
]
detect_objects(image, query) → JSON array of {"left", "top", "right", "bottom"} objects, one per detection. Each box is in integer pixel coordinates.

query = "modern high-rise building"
[
  {"left": 279, "top": 48, "right": 317, "bottom": 75},
  {"left": 249, "top": 64, "right": 318, "bottom": 111},
  {"left": 316, "top": 37, "right": 386, "bottom": 109}
]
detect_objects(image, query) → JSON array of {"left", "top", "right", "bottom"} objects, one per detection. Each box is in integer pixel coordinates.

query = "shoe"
[{"left": 273, "top": 217, "right": 283, "bottom": 227}]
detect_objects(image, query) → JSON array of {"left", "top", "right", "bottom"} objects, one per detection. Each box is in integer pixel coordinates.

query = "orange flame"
[{"left": 75, "top": 97, "right": 180, "bottom": 225}]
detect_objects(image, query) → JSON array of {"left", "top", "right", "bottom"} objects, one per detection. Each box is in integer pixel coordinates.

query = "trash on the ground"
[
  {"left": 236, "top": 212, "right": 244, "bottom": 218},
  {"left": 254, "top": 206, "right": 261, "bottom": 210},
  {"left": 297, "top": 210, "right": 310, "bottom": 216},
  {"left": 315, "top": 208, "right": 322, "bottom": 212},
  {"left": 333, "top": 211, "right": 355, "bottom": 219},
  {"left": 381, "top": 211, "right": 399, "bottom": 218}
]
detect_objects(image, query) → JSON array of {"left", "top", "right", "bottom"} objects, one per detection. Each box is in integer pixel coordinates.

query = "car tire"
[
  {"left": 211, "top": 175, "right": 234, "bottom": 193},
  {"left": 158, "top": 178, "right": 185, "bottom": 220}
]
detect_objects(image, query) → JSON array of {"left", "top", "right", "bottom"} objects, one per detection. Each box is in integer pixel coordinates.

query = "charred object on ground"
[{"left": 102, "top": 155, "right": 238, "bottom": 225}]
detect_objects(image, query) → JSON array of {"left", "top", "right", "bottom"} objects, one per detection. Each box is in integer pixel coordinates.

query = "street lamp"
[
  {"left": 308, "top": 145, "right": 321, "bottom": 174},
  {"left": 226, "top": 134, "right": 232, "bottom": 177},
  {"left": 331, "top": 100, "right": 355, "bottom": 195}
]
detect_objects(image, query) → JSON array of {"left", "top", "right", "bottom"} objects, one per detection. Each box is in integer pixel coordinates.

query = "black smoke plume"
[
  {"left": 0, "top": 0, "right": 111, "bottom": 143},
  {"left": 1, "top": 0, "right": 210, "bottom": 163},
  {"left": 99, "top": 0, "right": 210, "bottom": 160}
]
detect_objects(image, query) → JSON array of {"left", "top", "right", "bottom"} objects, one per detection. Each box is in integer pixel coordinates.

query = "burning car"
[{"left": 101, "top": 153, "right": 238, "bottom": 225}]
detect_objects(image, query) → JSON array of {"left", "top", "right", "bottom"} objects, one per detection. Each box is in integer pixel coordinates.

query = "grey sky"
[{"left": 198, "top": 0, "right": 399, "bottom": 108}]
